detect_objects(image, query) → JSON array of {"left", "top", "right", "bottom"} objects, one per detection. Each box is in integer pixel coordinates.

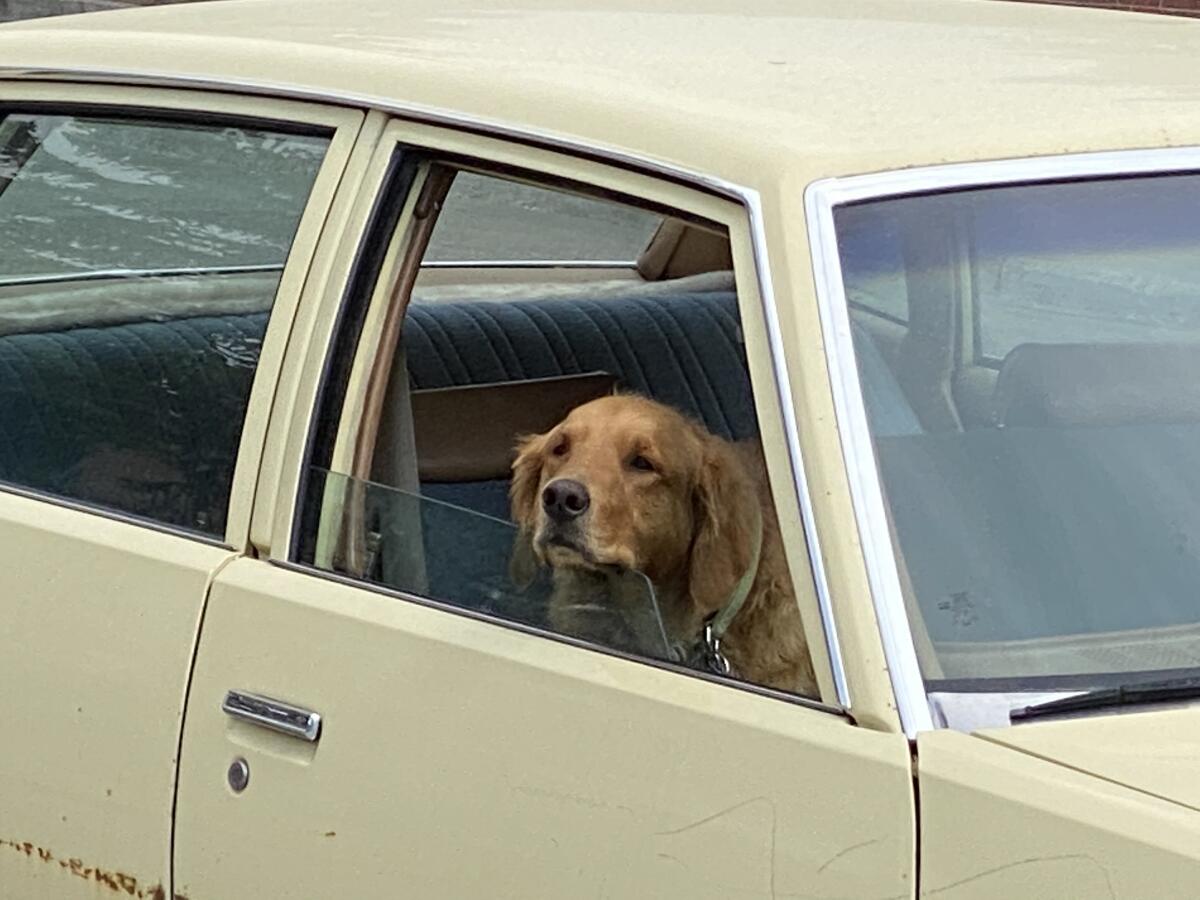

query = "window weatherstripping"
[
  {"left": 805, "top": 145, "right": 1200, "bottom": 738},
  {"left": 420, "top": 259, "right": 636, "bottom": 268},
  {"left": 0, "top": 262, "right": 285, "bottom": 288}
]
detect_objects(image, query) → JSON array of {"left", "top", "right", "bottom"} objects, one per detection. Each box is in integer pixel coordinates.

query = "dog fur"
[{"left": 510, "top": 394, "right": 817, "bottom": 697}]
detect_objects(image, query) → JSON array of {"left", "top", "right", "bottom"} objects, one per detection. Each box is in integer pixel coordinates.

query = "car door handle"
[{"left": 222, "top": 690, "right": 322, "bottom": 743}]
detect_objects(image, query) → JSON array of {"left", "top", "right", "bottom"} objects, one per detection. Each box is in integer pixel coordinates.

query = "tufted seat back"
[{"left": 0, "top": 312, "right": 268, "bottom": 534}]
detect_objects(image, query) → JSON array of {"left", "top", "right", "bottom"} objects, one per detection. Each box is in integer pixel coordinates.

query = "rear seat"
[
  {"left": 403, "top": 290, "right": 757, "bottom": 519},
  {"left": 879, "top": 339, "right": 1200, "bottom": 664},
  {"left": 0, "top": 289, "right": 917, "bottom": 533},
  {"left": 0, "top": 311, "right": 268, "bottom": 533}
]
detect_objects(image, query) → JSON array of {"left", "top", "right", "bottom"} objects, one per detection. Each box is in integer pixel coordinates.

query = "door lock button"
[{"left": 228, "top": 757, "right": 250, "bottom": 793}]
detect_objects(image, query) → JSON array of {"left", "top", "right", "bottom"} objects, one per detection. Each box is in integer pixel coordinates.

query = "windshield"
[{"left": 834, "top": 172, "right": 1200, "bottom": 692}]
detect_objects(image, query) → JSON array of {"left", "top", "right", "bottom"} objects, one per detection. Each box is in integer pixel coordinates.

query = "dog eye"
[
  {"left": 629, "top": 454, "right": 656, "bottom": 472},
  {"left": 551, "top": 440, "right": 569, "bottom": 457}
]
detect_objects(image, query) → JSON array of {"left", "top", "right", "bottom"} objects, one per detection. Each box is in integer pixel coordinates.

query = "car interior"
[
  {"left": 840, "top": 180, "right": 1200, "bottom": 685},
  {"left": 299, "top": 162, "right": 776, "bottom": 667}
]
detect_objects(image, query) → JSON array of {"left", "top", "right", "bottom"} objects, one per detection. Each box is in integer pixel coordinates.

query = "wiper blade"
[{"left": 1010, "top": 676, "right": 1200, "bottom": 723}]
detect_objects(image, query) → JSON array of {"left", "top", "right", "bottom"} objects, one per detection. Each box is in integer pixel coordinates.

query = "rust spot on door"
[{"left": 1, "top": 836, "right": 175, "bottom": 897}]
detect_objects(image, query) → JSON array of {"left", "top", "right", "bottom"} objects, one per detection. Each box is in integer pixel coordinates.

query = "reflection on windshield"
[
  {"left": 303, "top": 469, "right": 675, "bottom": 663},
  {"left": 835, "top": 173, "right": 1200, "bottom": 690}
]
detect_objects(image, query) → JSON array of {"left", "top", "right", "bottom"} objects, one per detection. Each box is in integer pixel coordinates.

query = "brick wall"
[{"left": 1012, "top": 0, "right": 1200, "bottom": 16}]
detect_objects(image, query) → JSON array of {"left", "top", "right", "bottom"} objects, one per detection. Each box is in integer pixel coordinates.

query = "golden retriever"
[{"left": 510, "top": 393, "right": 817, "bottom": 697}]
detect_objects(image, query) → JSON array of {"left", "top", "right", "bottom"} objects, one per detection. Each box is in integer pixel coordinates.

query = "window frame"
[
  {"left": 260, "top": 116, "right": 849, "bottom": 712},
  {"left": 0, "top": 81, "right": 363, "bottom": 547},
  {"left": 805, "top": 146, "right": 1200, "bottom": 737}
]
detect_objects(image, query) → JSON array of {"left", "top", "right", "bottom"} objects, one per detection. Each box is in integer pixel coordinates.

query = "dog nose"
[{"left": 542, "top": 478, "right": 590, "bottom": 522}]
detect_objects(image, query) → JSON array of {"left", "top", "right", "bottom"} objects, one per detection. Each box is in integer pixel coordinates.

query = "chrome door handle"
[{"left": 222, "top": 690, "right": 322, "bottom": 743}]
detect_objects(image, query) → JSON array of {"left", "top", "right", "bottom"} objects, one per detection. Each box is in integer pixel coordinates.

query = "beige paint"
[
  {"left": 978, "top": 707, "right": 1200, "bottom": 813},
  {"left": 0, "top": 82, "right": 361, "bottom": 898},
  {"left": 171, "top": 120, "right": 918, "bottom": 896},
  {"left": 3, "top": 0, "right": 1200, "bottom": 191},
  {"left": 0, "top": 490, "right": 233, "bottom": 899},
  {"left": 770, "top": 176, "right": 902, "bottom": 732},
  {"left": 175, "top": 559, "right": 914, "bottom": 900},
  {"left": 252, "top": 110, "right": 390, "bottom": 553},
  {"left": 264, "top": 117, "right": 841, "bottom": 707},
  {"left": 918, "top": 730, "right": 1200, "bottom": 898}
]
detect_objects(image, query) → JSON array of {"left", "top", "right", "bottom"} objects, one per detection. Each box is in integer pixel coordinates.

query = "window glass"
[
  {"left": 297, "top": 164, "right": 818, "bottom": 700},
  {"left": 423, "top": 171, "right": 661, "bottom": 263},
  {"left": 0, "top": 114, "right": 326, "bottom": 278},
  {"left": 0, "top": 112, "right": 329, "bottom": 534},
  {"left": 971, "top": 177, "right": 1200, "bottom": 359},
  {"left": 836, "top": 204, "right": 908, "bottom": 323},
  {"left": 835, "top": 174, "right": 1200, "bottom": 690}
]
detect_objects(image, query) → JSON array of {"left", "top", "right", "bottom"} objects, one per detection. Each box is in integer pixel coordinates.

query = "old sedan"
[{"left": 2, "top": 0, "right": 1200, "bottom": 897}]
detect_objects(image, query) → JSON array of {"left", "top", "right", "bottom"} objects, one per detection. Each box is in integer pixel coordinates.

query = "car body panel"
[
  {"left": 0, "top": 82, "right": 361, "bottom": 896},
  {"left": 258, "top": 117, "right": 858, "bottom": 715},
  {"left": 0, "top": 490, "right": 231, "bottom": 899},
  {"left": 1, "top": 0, "right": 1200, "bottom": 189},
  {"left": 0, "top": 2, "right": 1197, "bottom": 897},
  {"left": 918, "top": 730, "right": 1200, "bottom": 898},
  {"left": 168, "top": 119, "right": 917, "bottom": 898},
  {"left": 174, "top": 557, "right": 915, "bottom": 900},
  {"left": 978, "top": 707, "right": 1200, "bottom": 813}
]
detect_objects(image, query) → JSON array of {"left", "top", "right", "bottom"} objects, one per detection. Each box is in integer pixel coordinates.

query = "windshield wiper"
[{"left": 1010, "top": 676, "right": 1200, "bottom": 723}]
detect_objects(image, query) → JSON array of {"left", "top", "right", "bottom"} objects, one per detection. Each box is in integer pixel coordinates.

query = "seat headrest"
[
  {"left": 411, "top": 372, "right": 617, "bottom": 482},
  {"left": 993, "top": 342, "right": 1200, "bottom": 428}
]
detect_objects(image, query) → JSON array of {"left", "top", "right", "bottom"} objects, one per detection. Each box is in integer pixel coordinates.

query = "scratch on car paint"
[
  {"left": 0, "top": 837, "right": 188, "bottom": 899},
  {"left": 654, "top": 797, "right": 778, "bottom": 899},
  {"left": 510, "top": 781, "right": 636, "bottom": 816},
  {"left": 923, "top": 853, "right": 1116, "bottom": 899},
  {"left": 816, "top": 837, "right": 882, "bottom": 874}
]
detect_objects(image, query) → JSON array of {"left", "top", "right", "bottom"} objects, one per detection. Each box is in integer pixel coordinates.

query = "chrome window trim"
[
  {"left": 0, "top": 64, "right": 851, "bottom": 709},
  {"left": 804, "top": 145, "right": 1200, "bottom": 738},
  {"left": 0, "top": 262, "right": 284, "bottom": 288},
  {"left": 421, "top": 259, "right": 636, "bottom": 268}
]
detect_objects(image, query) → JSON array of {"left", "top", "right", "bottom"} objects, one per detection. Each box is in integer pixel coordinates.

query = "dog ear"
[
  {"left": 509, "top": 432, "right": 547, "bottom": 588},
  {"left": 510, "top": 431, "right": 547, "bottom": 528},
  {"left": 688, "top": 435, "right": 760, "bottom": 617}
]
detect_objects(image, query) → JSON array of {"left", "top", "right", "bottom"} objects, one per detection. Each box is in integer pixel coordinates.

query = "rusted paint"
[{"left": 0, "top": 836, "right": 186, "bottom": 898}]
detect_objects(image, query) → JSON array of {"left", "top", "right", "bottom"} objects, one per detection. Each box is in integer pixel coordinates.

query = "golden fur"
[{"left": 510, "top": 394, "right": 817, "bottom": 697}]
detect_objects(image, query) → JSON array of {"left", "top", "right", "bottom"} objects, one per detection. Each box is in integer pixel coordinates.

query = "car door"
[
  {"left": 173, "top": 121, "right": 915, "bottom": 899},
  {"left": 0, "top": 83, "right": 360, "bottom": 898}
]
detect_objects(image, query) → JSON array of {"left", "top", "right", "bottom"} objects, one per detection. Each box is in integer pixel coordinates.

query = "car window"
[
  {"left": 295, "top": 161, "right": 818, "bottom": 700},
  {"left": 0, "top": 111, "right": 329, "bottom": 535},
  {"left": 833, "top": 173, "right": 1200, "bottom": 690},
  {"left": 423, "top": 171, "right": 661, "bottom": 263}
]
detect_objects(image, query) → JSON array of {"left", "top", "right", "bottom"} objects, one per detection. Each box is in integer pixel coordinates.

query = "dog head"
[{"left": 510, "top": 394, "right": 762, "bottom": 651}]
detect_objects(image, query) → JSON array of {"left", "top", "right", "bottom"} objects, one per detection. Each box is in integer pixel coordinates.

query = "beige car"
[{"left": 2, "top": 0, "right": 1200, "bottom": 897}]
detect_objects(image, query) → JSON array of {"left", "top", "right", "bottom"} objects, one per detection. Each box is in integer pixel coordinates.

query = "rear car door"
[
  {"left": 0, "top": 83, "right": 359, "bottom": 898},
  {"left": 174, "top": 121, "right": 916, "bottom": 899}
]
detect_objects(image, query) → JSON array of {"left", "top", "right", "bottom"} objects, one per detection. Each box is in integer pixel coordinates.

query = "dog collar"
[{"left": 690, "top": 503, "right": 764, "bottom": 676}]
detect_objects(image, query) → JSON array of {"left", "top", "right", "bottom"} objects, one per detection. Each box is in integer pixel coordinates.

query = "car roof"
[{"left": 1, "top": 0, "right": 1199, "bottom": 188}]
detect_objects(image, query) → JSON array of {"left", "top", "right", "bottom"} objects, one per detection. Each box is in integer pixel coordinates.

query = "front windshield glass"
[{"left": 835, "top": 173, "right": 1200, "bottom": 691}]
